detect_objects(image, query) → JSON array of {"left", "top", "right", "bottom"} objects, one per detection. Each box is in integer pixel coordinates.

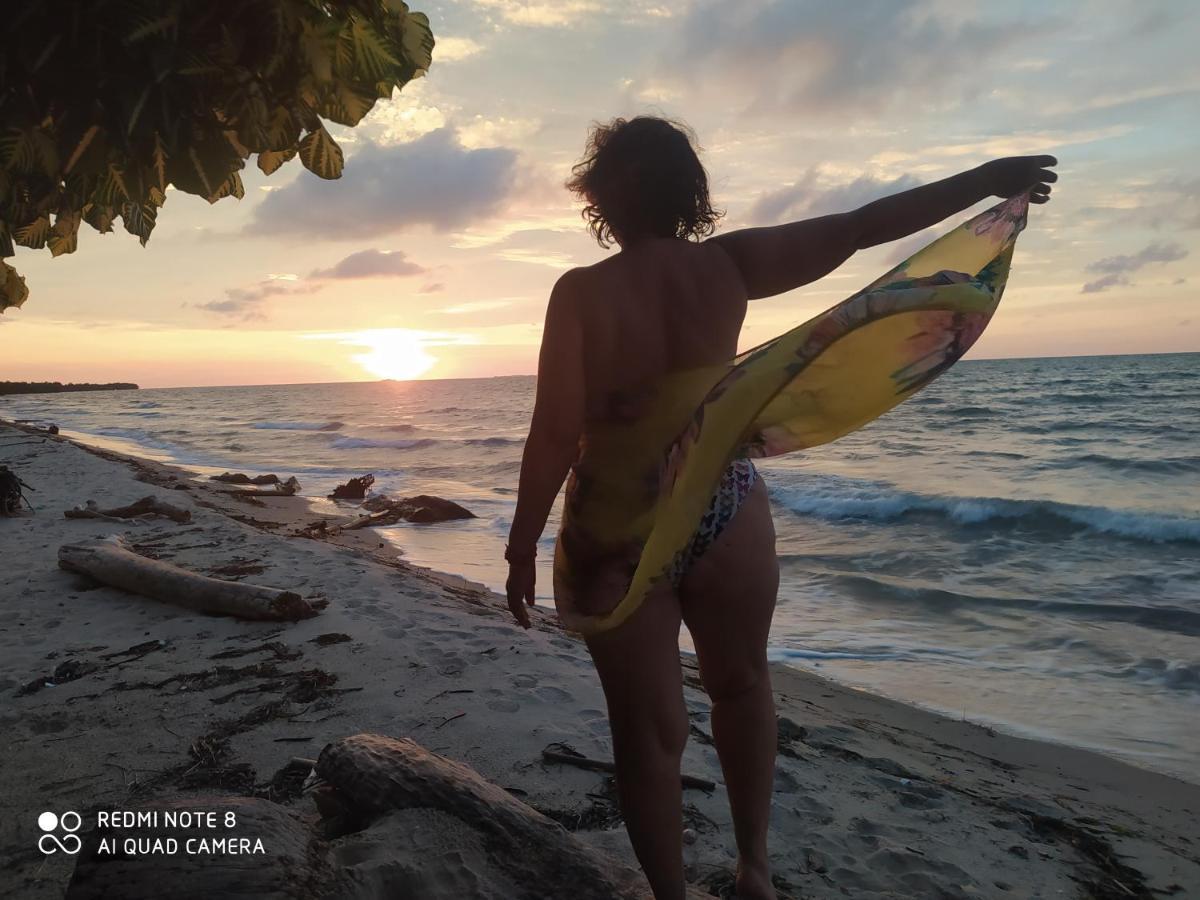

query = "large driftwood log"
[
  {"left": 64, "top": 495, "right": 192, "bottom": 523},
  {"left": 66, "top": 795, "right": 332, "bottom": 900},
  {"left": 313, "top": 733, "right": 649, "bottom": 899},
  {"left": 216, "top": 475, "right": 300, "bottom": 497},
  {"left": 58, "top": 535, "right": 321, "bottom": 621}
]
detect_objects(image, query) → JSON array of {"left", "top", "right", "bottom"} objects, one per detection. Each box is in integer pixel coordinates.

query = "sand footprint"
[
  {"left": 535, "top": 686, "right": 572, "bottom": 703},
  {"left": 484, "top": 689, "right": 521, "bottom": 714}
]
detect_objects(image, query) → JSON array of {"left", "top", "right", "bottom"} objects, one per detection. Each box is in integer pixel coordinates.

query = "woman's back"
[{"left": 571, "top": 238, "right": 748, "bottom": 423}]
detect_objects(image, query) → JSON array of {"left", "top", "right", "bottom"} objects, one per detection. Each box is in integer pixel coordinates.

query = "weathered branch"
[
  {"left": 58, "top": 536, "right": 321, "bottom": 621},
  {"left": 64, "top": 495, "right": 192, "bottom": 524}
]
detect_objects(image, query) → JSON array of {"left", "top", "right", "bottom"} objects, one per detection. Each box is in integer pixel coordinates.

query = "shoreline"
[
  {"left": 3, "top": 419, "right": 1198, "bottom": 897},
  {"left": 27, "top": 417, "right": 1198, "bottom": 785}
]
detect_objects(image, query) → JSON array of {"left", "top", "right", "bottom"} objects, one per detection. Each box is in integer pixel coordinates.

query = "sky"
[{"left": 2, "top": 0, "right": 1198, "bottom": 388}]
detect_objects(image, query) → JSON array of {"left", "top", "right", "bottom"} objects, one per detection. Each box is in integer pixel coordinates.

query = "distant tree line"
[{"left": 0, "top": 381, "right": 138, "bottom": 395}]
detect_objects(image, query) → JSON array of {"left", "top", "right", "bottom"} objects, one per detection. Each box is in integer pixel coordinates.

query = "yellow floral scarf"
[{"left": 554, "top": 192, "right": 1030, "bottom": 635}]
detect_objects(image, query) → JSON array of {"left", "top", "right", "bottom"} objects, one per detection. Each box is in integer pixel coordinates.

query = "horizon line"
[{"left": 11, "top": 349, "right": 1191, "bottom": 393}]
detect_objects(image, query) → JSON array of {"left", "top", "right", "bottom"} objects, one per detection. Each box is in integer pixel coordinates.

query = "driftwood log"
[
  {"left": 216, "top": 476, "right": 300, "bottom": 497},
  {"left": 58, "top": 535, "right": 322, "bottom": 621},
  {"left": 64, "top": 495, "right": 192, "bottom": 524},
  {"left": 66, "top": 795, "right": 332, "bottom": 900},
  {"left": 345, "top": 495, "right": 475, "bottom": 529},
  {"left": 210, "top": 472, "right": 281, "bottom": 485},
  {"left": 312, "top": 733, "right": 650, "bottom": 899}
]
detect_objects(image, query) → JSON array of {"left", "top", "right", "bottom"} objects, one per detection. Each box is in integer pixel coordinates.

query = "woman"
[{"left": 505, "top": 116, "right": 1054, "bottom": 899}]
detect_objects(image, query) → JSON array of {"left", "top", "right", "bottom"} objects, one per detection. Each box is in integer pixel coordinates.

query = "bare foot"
[{"left": 735, "top": 859, "right": 776, "bottom": 900}]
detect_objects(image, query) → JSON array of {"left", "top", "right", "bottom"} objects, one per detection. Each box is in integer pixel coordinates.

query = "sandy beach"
[{"left": 2, "top": 418, "right": 1197, "bottom": 899}]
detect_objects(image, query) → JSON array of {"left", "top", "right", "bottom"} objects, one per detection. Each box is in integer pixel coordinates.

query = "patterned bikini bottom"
[{"left": 668, "top": 458, "right": 758, "bottom": 584}]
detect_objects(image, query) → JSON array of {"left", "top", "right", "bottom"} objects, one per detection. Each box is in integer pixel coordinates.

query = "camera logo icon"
[{"left": 38, "top": 811, "right": 82, "bottom": 855}]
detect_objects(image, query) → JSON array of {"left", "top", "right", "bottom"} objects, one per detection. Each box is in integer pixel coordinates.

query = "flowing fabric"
[{"left": 553, "top": 192, "right": 1030, "bottom": 635}]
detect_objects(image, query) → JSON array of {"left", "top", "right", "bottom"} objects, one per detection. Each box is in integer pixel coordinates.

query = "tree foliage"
[{"left": 0, "top": 0, "right": 434, "bottom": 311}]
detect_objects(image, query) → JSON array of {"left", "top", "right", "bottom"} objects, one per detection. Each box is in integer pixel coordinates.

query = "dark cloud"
[
  {"left": 418, "top": 282, "right": 445, "bottom": 294},
  {"left": 655, "top": 1, "right": 1033, "bottom": 117},
  {"left": 1081, "top": 241, "right": 1188, "bottom": 293},
  {"left": 252, "top": 129, "right": 519, "bottom": 237},
  {"left": 1080, "top": 273, "right": 1128, "bottom": 294},
  {"left": 746, "top": 170, "right": 922, "bottom": 224},
  {"left": 196, "top": 281, "right": 320, "bottom": 320},
  {"left": 309, "top": 249, "right": 426, "bottom": 279}
]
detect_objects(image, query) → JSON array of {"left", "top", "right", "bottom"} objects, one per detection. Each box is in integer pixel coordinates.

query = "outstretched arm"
[
  {"left": 712, "top": 155, "right": 1057, "bottom": 300},
  {"left": 505, "top": 271, "right": 586, "bottom": 627}
]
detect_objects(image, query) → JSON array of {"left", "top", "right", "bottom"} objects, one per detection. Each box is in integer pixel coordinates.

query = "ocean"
[{"left": 4, "top": 352, "right": 1198, "bottom": 781}]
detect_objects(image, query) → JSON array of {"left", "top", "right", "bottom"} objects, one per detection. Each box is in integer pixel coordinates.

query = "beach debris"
[
  {"left": 541, "top": 742, "right": 716, "bottom": 792},
  {"left": 64, "top": 495, "right": 192, "bottom": 524},
  {"left": 310, "top": 632, "right": 352, "bottom": 646},
  {"left": 345, "top": 494, "right": 476, "bottom": 529},
  {"left": 215, "top": 476, "right": 300, "bottom": 497},
  {"left": 207, "top": 559, "right": 267, "bottom": 579},
  {"left": 294, "top": 519, "right": 330, "bottom": 538},
  {"left": 311, "top": 733, "right": 649, "bottom": 898},
  {"left": 16, "top": 658, "right": 99, "bottom": 696},
  {"left": 58, "top": 535, "right": 324, "bottom": 621},
  {"left": 0, "top": 464, "right": 34, "bottom": 514},
  {"left": 329, "top": 474, "right": 374, "bottom": 500},
  {"left": 9, "top": 419, "right": 60, "bottom": 435},
  {"left": 210, "top": 472, "right": 281, "bottom": 485}
]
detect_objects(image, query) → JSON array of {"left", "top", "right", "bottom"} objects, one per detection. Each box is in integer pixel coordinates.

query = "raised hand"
[{"left": 983, "top": 155, "right": 1058, "bottom": 204}]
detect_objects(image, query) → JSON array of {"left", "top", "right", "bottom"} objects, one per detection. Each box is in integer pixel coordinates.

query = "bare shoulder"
[
  {"left": 550, "top": 266, "right": 587, "bottom": 300},
  {"left": 544, "top": 267, "right": 590, "bottom": 326}
]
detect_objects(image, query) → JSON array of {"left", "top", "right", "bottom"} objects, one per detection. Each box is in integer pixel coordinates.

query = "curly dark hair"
[{"left": 566, "top": 116, "right": 723, "bottom": 248}]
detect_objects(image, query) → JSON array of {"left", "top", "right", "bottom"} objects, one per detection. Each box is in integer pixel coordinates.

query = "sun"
[{"left": 350, "top": 330, "right": 438, "bottom": 381}]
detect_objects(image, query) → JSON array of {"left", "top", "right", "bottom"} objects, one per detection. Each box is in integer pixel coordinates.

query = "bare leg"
[
  {"left": 585, "top": 583, "right": 688, "bottom": 899},
  {"left": 680, "top": 479, "right": 779, "bottom": 900}
]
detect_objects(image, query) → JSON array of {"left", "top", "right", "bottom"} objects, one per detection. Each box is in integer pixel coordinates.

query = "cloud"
[
  {"left": 309, "top": 249, "right": 426, "bottom": 280},
  {"left": 1080, "top": 273, "right": 1128, "bottom": 294},
  {"left": 1081, "top": 241, "right": 1188, "bottom": 293},
  {"left": 469, "top": 0, "right": 674, "bottom": 28},
  {"left": 419, "top": 282, "right": 445, "bottom": 294},
  {"left": 649, "top": 1, "right": 1035, "bottom": 117},
  {"left": 746, "top": 170, "right": 922, "bottom": 224},
  {"left": 495, "top": 248, "right": 575, "bottom": 269},
  {"left": 360, "top": 97, "right": 447, "bottom": 145},
  {"left": 435, "top": 36, "right": 483, "bottom": 62},
  {"left": 196, "top": 281, "right": 321, "bottom": 320},
  {"left": 437, "top": 299, "right": 514, "bottom": 315},
  {"left": 251, "top": 129, "right": 520, "bottom": 238}
]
